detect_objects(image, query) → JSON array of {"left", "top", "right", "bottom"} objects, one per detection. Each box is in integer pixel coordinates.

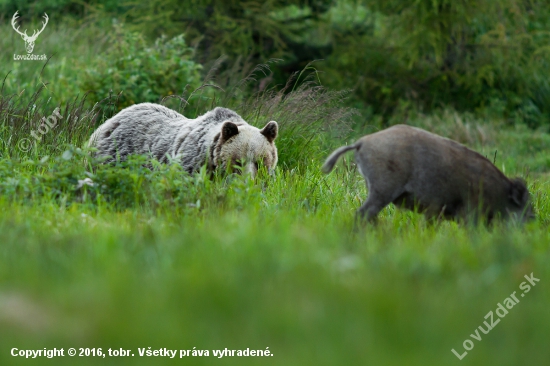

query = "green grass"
[
  {"left": 0, "top": 16, "right": 108, "bottom": 102},
  {"left": 0, "top": 124, "right": 549, "bottom": 365}
]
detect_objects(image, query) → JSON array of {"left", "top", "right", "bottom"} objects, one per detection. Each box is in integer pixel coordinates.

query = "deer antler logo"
[{"left": 11, "top": 11, "right": 49, "bottom": 54}]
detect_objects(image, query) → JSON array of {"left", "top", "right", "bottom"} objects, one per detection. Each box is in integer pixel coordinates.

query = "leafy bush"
[
  {"left": 4, "top": 0, "right": 550, "bottom": 127},
  {"left": 0, "top": 148, "right": 232, "bottom": 211},
  {"left": 322, "top": 0, "right": 550, "bottom": 127},
  {"left": 231, "top": 70, "right": 355, "bottom": 169},
  {"left": 0, "top": 0, "right": 127, "bottom": 16},
  {"left": 80, "top": 25, "right": 203, "bottom": 109}
]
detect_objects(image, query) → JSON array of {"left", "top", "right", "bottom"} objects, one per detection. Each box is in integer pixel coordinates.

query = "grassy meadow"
[{"left": 1, "top": 3, "right": 550, "bottom": 366}]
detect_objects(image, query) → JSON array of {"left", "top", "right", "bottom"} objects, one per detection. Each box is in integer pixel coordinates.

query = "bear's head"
[{"left": 210, "top": 119, "right": 278, "bottom": 177}]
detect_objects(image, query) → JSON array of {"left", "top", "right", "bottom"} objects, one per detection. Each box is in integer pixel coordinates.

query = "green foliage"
[
  {"left": 324, "top": 0, "right": 550, "bottom": 126},
  {"left": 0, "top": 85, "right": 98, "bottom": 160},
  {"left": 0, "top": 123, "right": 549, "bottom": 365},
  {"left": 120, "top": 0, "right": 331, "bottom": 59},
  {"left": 0, "top": 62, "right": 354, "bottom": 170},
  {"left": 0, "top": 15, "right": 109, "bottom": 105},
  {"left": 79, "top": 25, "right": 203, "bottom": 109},
  {"left": 4, "top": 0, "right": 550, "bottom": 126},
  {"left": 1, "top": 59, "right": 550, "bottom": 364},
  {"left": 0, "top": 147, "right": 258, "bottom": 212},
  {"left": 1, "top": 3, "right": 550, "bottom": 364},
  {"left": 0, "top": 0, "right": 126, "bottom": 16},
  {"left": 215, "top": 65, "right": 356, "bottom": 169},
  {"left": 82, "top": 0, "right": 334, "bottom": 89}
]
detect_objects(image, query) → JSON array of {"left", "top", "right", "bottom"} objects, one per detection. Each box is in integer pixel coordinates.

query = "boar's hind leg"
[{"left": 356, "top": 191, "right": 396, "bottom": 223}]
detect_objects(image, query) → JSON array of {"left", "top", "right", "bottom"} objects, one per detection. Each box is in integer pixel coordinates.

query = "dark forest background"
[{"left": 1, "top": 0, "right": 549, "bottom": 128}]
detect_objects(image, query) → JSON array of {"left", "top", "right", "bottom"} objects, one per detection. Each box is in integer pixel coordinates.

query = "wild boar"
[{"left": 322, "top": 125, "right": 534, "bottom": 223}]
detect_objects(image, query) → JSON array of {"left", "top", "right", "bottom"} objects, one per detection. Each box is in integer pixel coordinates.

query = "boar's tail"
[{"left": 321, "top": 143, "right": 359, "bottom": 174}]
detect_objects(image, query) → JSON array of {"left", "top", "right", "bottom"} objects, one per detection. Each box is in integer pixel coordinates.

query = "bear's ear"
[
  {"left": 509, "top": 178, "right": 528, "bottom": 207},
  {"left": 261, "top": 121, "right": 278, "bottom": 143},
  {"left": 221, "top": 122, "right": 239, "bottom": 142}
]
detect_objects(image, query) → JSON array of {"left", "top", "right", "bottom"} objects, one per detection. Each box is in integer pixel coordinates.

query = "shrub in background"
[
  {"left": 4, "top": 0, "right": 550, "bottom": 128},
  {"left": 227, "top": 66, "right": 356, "bottom": 169},
  {"left": 79, "top": 24, "right": 203, "bottom": 110},
  {"left": 323, "top": 0, "right": 550, "bottom": 127}
]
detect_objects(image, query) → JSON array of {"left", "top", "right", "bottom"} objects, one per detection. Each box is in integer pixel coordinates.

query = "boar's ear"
[
  {"left": 221, "top": 122, "right": 239, "bottom": 142},
  {"left": 261, "top": 121, "right": 278, "bottom": 143},
  {"left": 509, "top": 178, "right": 528, "bottom": 207}
]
